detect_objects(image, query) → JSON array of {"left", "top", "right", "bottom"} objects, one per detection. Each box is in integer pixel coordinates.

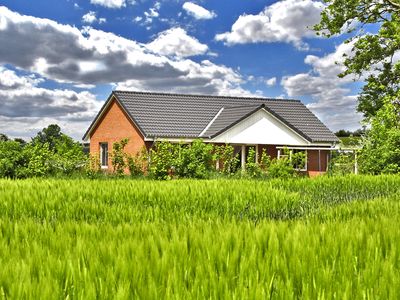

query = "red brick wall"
[
  {"left": 89, "top": 97, "right": 146, "bottom": 170},
  {"left": 258, "top": 145, "right": 278, "bottom": 160},
  {"left": 307, "top": 150, "right": 329, "bottom": 176}
]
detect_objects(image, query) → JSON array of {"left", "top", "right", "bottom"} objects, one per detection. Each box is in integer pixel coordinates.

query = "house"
[{"left": 83, "top": 91, "right": 339, "bottom": 176}]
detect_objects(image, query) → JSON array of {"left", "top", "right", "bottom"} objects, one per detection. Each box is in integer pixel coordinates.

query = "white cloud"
[
  {"left": 0, "top": 6, "right": 258, "bottom": 137},
  {"left": 215, "top": 0, "right": 323, "bottom": 50},
  {"left": 265, "top": 77, "right": 277, "bottom": 86},
  {"left": 182, "top": 2, "right": 216, "bottom": 20},
  {"left": 144, "top": 2, "right": 161, "bottom": 24},
  {"left": 146, "top": 27, "right": 208, "bottom": 58},
  {"left": 90, "top": 0, "right": 126, "bottom": 9},
  {"left": 281, "top": 41, "right": 362, "bottom": 131},
  {"left": 133, "top": 16, "right": 142, "bottom": 23},
  {"left": 0, "top": 67, "right": 101, "bottom": 139},
  {"left": 82, "top": 11, "right": 106, "bottom": 24}
]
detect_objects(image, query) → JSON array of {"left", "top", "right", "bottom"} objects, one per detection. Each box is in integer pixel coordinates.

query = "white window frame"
[
  {"left": 100, "top": 142, "right": 109, "bottom": 169},
  {"left": 278, "top": 148, "right": 308, "bottom": 171}
]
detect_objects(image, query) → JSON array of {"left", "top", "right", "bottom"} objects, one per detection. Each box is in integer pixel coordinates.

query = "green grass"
[{"left": 0, "top": 176, "right": 399, "bottom": 299}]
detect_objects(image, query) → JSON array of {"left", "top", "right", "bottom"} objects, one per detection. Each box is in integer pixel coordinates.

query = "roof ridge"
[{"left": 113, "top": 90, "right": 301, "bottom": 102}]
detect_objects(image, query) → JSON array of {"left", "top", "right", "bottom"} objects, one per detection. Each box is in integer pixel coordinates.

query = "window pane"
[{"left": 100, "top": 143, "right": 108, "bottom": 167}]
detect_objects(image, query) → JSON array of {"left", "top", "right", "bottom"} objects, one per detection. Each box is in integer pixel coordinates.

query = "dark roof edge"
[
  {"left": 208, "top": 104, "right": 313, "bottom": 143},
  {"left": 260, "top": 105, "right": 313, "bottom": 142},
  {"left": 82, "top": 92, "right": 115, "bottom": 141},
  {"left": 82, "top": 91, "right": 147, "bottom": 141},
  {"left": 208, "top": 104, "right": 266, "bottom": 139},
  {"left": 113, "top": 92, "right": 148, "bottom": 139},
  {"left": 114, "top": 90, "right": 302, "bottom": 103}
]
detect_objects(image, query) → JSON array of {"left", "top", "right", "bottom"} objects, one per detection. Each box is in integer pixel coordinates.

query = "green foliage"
[
  {"left": 0, "top": 124, "right": 87, "bottom": 179},
  {"left": 127, "top": 146, "right": 148, "bottom": 177},
  {"left": 52, "top": 135, "right": 87, "bottom": 175},
  {"left": 214, "top": 144, "right": 239, "bottom": 175},
  {"left": 359, "top": 96, "right": 400, "bottom": 174},
  {"left": 32, "top": 124, "right": 62, "bottom": 151},
  {"left": 149, "top": 141, "right": 175, "bottom": 180},
  {"left": 315, "top": 0, "right": 400, "bottom": 119},
  {"left": 259, "top": 148, "right": 271, "bottom": 171},
  {"left": 0, "top": 176, "right": 400, "bottom": 298},
  {"left": 23, "top": 142, "right": 54, "bottom": 177},
  {"left": 0, "top": 140, "right": 28, "bottom": 178},
  {"left": 111, "top": 138, "right": 129, "bottom": 175},
  {"left": 329, "top": 152, "right": 356, "bottom": 175},
  {"left": 245, "top": 147, "right": 263, "bottom": 178},
  {"left": 174, "top": 139, "right": 214, "bottom": 179},
  {"left": 291, "top": 151, "right": 306, "bottom": 170},
  {"left": 267, "top": 158, "right": 296, "bottom": 179}
]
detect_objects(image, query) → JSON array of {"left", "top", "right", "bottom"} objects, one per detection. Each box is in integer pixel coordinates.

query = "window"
[
  {"left": 278, "top": 148, "right": 307, "bottom": 171},
  {"left": 100, "top": 143, "right": 108, "bottom": 168},
  {"left": 291, "top": 149, "right": 307, "bottom": 171}
]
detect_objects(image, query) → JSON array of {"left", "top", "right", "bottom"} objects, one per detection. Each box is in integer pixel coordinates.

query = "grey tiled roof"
[
  {"left": 201, "top": 105, "right": 263, "bottom": 138},
  {"left": 106, "top": 91, "right": 339, "bottom": 143}
]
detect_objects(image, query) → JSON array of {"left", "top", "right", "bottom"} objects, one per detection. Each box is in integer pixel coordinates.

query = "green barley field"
[{"left": 0, "top": 176, "right": 399, "bottom": 299}]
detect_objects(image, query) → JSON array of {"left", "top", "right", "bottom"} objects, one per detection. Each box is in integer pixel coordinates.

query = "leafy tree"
[
  {"left": 315, "top": 0, "right": 400, "bottom": 119},
  {"left": 359, "top": 94, "right": 400, "bottom": 174},
  {"left": 0, "top": 140, "right": 28, "bottom": 178},
  {"left": 0, "top": 133, "right": 9, "bottom": 142},
  {"left": 32, "top": 124, "right": 62, "bottom": 151}
]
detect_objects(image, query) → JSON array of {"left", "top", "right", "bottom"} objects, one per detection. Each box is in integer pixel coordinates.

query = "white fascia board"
[
  {"left": 211, "top": 108, "right": 311, "bottom": 146},
  {"left": 199, "top": 107, "right": 224, "bottom": 137}
]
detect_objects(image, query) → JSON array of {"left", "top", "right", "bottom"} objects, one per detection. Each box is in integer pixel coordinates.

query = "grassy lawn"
[{"left": 0, "top": 176, "right": 399, "bottom": 298}]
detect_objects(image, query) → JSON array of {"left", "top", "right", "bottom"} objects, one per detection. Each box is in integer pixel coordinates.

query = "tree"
[
  {"left": 0, "top": 134, "right": 9, "bottom": 142},
  {"left": 32, "top": 124, "right": 62, "bottom": 151},
  {"left": 359, "top": 93, "right": 400, "bottom": 174},
  {"left": 315, "top": 0, "right": 400, "bottom": 119}
]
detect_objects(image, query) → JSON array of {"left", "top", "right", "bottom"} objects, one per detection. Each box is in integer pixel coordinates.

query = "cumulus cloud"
[
  {"left": 182, "top": 2, "right": 216, "bottom": 20},
  {"left": 0, "top": 6, "right": 258, "bottom": 137},
  {"left": 0, "top": 6, "right": 250, "bottom": 95},
  {"left": 265, "top": 77, "right": 277, "bottom": 86},
  {"left": 0, "top": 67, "right": 101, "bottom": 139},
  {"left": 82, "top": 11, "right": 106, "bottom": 24},
  {"left": 281, "top": 41, "right": 362, "bottom": 131},
  {"left": 90, "top": 0, "right": 126, "bottom": 9},
  {"left": 146, "top": 27, "right": 208, "bottom": 58},
  {"left": 144, "top": 2, "right": 161, "bottom": 24},
  {"left": 215, "top": 0, "right": 323, "bottom": 50}
]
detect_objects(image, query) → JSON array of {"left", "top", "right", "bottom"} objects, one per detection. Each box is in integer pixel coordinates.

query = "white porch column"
[
  {"left": 255, "top": 144, "right": 259, "bottom": 163},
  {"left": 241, "top": 145, "right": 246, "bottom": 170}
]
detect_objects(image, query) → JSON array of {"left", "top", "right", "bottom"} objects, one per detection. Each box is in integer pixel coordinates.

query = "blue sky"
[{"left": 0, "top": 0, "right": 363, "bottom": 139}]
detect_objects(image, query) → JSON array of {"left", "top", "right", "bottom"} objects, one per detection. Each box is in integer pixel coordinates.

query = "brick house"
[{"left": 83, "top": 91, "right": 339, "bottom": 176}]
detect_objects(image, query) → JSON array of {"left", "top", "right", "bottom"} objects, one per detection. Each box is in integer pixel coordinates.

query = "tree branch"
[{"left": 384, "top": 0, "right": 400, "bottom": 9}]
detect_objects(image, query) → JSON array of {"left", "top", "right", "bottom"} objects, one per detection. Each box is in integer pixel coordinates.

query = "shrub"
[
  {"left": 245, "top": 147, "right": 263, "bottom": 178},
  {"left": 149, "top": 141, "right": 175, "bottom": 180},
  {"left": 0, "top": 140, "right": 28, "bottom": 178},
  {"left": 214, "top": 144, "right": 240, "bottom": 175},
  {"left": 175, "top": 139, "right": 214, "bottom": 179},
  {"left": 111, "top": 138, "right": 129, "bottom": 175},
  {"left": 268, "top": 158, "right": 296, "bottom": 179},
  {"left": 127, "top": 146, "right": 148, "bottom": 177}
]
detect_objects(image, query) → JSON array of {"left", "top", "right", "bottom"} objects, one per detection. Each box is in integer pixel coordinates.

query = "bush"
[
  {"left": 268, "top": 158, "right": 296, "bottom": 179},
  {"left": 149, "top": 141, "right": 175, "bottom": 180},
  {"left": 0, "top": 140, "right": 28, "bottom": 178},
  {"left": 214, "top": 144, "right": 240, "bottom": 175},
  {"left": 245, "top": 147, "right": 263, "bottom": 178},
  {"left": 127, "top": 146, "right": 148, "bottom": 177},
  {"left": 111, "top": 138, "right": 129, "bottom": 175},
  {"left": 175, "top": 139, "right": 214, "bottom": 179}
]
